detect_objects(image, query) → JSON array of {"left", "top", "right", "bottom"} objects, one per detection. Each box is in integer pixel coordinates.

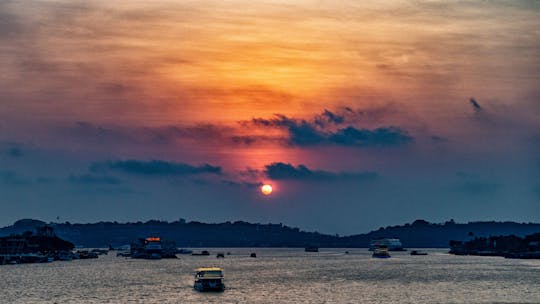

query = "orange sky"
[{"left": 2, "top": 0, "right": 538, "bottom": 127}]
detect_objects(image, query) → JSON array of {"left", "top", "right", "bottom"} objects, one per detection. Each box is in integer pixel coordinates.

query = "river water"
[{"left": 1, "top": 248, "right": 539, "bottom": 303}]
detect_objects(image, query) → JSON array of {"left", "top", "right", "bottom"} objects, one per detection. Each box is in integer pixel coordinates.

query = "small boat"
[
  {"left": 216, "top": 253, "right": 225, "bottom": 258},
  {"left": 192, "top": 250, "right": 210, "bottom": 256},
  {"left": 410, "top": 250, "right": 428, "bottom": 256},
  {"left": 372, "top": 246, "right": 391, "bottom": 258},
  {"left": 194, "top": 267, "right": 225, "bottom": 292},
  {"left": 250, "top": 253, "right": 257, "bottom": 258},
  {"left": 305, "top": 246, "right": 319, "bottom": 252}
]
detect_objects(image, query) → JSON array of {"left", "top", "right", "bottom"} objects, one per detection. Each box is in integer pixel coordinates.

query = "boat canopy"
[
  {"left": 196, "top": 267, "right": 222, "bottom": 272},
  {"left": 195, "top": 267, "right": 223, "bottom": 278}
]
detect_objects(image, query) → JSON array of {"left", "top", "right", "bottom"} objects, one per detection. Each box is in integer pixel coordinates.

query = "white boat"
[
  {"left": 369, "top": 238, "right": 405, "bottom": 251},
  {"left": 194, "top": 267, "right": 225, "bottom": 292}
]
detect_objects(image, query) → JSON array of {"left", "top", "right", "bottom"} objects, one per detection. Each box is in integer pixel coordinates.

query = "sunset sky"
[{"left": 1, "top": 0, "right": 539, "bottom": 234}]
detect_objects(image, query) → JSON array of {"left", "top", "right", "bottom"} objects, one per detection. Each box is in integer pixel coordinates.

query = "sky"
[{"left": 0, "top": 0, "right": 539, "bottom": 234}]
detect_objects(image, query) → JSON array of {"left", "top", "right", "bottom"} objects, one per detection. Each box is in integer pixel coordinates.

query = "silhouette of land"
[{"left": 1, "top": 219, "right": 539, "bottom": 248}]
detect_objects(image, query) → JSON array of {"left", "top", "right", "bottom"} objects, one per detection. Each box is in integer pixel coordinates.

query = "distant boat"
[
  {"left": 194, "top": 267, "right": 225, "bottom": 292},
  {"left": 250, "top": 253, "right": 257, "bottom": 258},
  {"left": 216, "top": 253, "right": 225, "bottom": 258},
  {"left": 305, "top": 246, "right": 319, "bottom": 252},
  {"left": 369, "top": 238, "right": 405, "bottom": 251},
  {"left": 131, "top": 237, "right": 163, "bottom": 259},
  {"left": 177, "top": 249, "right": 193, "bottom": 254},
  {"left": 192, "top": 250, "right": 210, "bottom": 256},
  {"left": 372, "top": 246, "right": 391, "bottom": 258},
  {"left": 410, "top": 250, "right": 428, "bottom": 256}
]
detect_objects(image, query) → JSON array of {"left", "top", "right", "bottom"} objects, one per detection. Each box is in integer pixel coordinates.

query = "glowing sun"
[{"left": 261, "top": 184, "right": 273, "bottom": 195}]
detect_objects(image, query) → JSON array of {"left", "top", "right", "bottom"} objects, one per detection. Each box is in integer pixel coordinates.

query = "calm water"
[{"left": 1, "top": 248, "right": 539, "bottom": 304}]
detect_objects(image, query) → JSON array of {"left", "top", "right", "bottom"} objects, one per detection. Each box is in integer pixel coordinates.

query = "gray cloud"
[
  {"left": 250, "top": 114, "right": 413, "bottom": 147},
  {"left": 264, "top": 162, "right": 377, "bottom": 182},
  {"left": 91, "top": 159, "right": 222, "bottom": 176}
]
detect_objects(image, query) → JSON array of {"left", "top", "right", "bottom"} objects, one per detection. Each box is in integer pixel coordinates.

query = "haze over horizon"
[{"left": 1, "top": 0, "right": 539, "bottom": 234}]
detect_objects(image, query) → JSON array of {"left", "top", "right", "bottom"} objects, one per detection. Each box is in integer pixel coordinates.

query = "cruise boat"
[
  {"left": 372, "top": 246, "right": 391, "bottom": 258},
  {"left": 194, "top": 267, "right": 225, "bottom": 292},
  {"left": 131, "top": 237, "right": 163, "bottom": 259},
  {"left": 369, "top": 238, "right": 405, "bottom": 251}
]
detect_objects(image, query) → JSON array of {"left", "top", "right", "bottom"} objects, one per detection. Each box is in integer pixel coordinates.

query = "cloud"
[
  {"left": 314, "top": 109, "right": 344, "bottom": 127},
  {"left": 264, "top": 162, "right": 377, "bottom": 182},
  {"left": 469, "top": 97, "right": 482, "bottom": 112},
  {"left": 68, "top": 174, "right": 122, "bottom": 185},
  {"left": 91, "top": 159, "right": 222, "bottom": 176},
  {"left": 221, "top": 180, "right": 262, "bottom": 188},
  {"left": 250, "top": 114, "right": 413, "bottom": 147},
  {"left": 329, "top": 126, "right": 413, "bottom": 146}
]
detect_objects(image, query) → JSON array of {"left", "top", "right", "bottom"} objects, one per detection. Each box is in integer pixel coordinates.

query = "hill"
[{"left": 1, "top": 218, "right": 539, "bottom": 248}]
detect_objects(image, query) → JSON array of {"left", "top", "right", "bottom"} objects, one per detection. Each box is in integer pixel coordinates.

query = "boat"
[
  {"left": 369, "top": 238, "right": 405, "bottom": 251},
  {"left": 216, "top": 253, "right": 225, "bottom": 258},
  {"left": 372, "top": 246, "right": 391, "bottom": 258},
  {"left": 76, "top": 250, "right": 99, "bottom": 259},
  {"left": 305, "top": 246, "right": 319, "bottom": 252},
  {"left": 177, "top": 249, "right": 193, "bottom": 254},
  {"left": 131, "top": 237, "right": 162, "bottom": 259},
  {"left": 192, "top": 250, "right": 210, "bottom": 256},
  {"left": 410, "top": 250, "right": 428, "bottom": 256},
  {"left": 194, "top": 267, "right": 225, "bottom": 292},
  {"left": 130, "top": 237, "right": 177, "bottom": 259},
  {"left": 250, "top": 253, "right": 257, "bottom": 258}
]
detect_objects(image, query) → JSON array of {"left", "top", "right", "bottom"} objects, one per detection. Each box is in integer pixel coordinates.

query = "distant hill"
[{"left": 1, "top": 218, "right": 539, "bottom": 248}]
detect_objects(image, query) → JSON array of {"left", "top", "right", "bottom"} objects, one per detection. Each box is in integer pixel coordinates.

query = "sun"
[{"left": 261, "top": 184, "right": 273, "bottom": 195}]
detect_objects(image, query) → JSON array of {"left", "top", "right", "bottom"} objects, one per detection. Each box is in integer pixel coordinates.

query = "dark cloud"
[
  {"left": 469, "top": 97, "right": 482, "bottom": 112},
  {"left": 314, "top": 109, "right": 344, "bottom": 127},
  {"left": 221, "top": 180, "right": 262, "bottom": 188},
  {"left": 250, "top": 114, "right": 412, "bottom": 147},
  {"left": 264, "top": 162, "right": 377, "bottom": 182},
  {"left": 91, "top": 159, "right": 222, "bottom": 176},
  {"left": 329, "top": 126, "right": 413, "bottom": 146},
  {"left": 68, "top": 174, "right": 122, "bottom": 185},
  {"left": 63, "top": 106, "right": 412, "bottom": 149}
]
